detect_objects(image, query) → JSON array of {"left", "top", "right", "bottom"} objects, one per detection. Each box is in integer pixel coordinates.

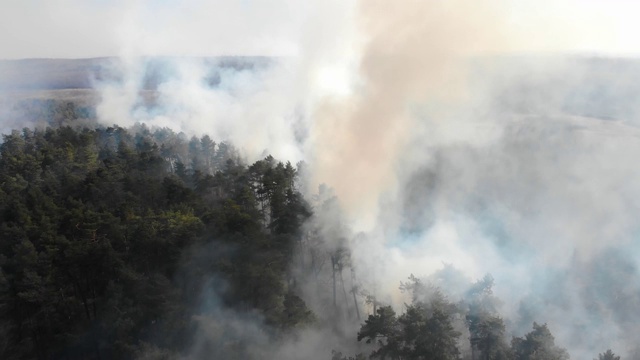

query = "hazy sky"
[{"left": 1, "top": 0, "right": 639, "bottom": 59}]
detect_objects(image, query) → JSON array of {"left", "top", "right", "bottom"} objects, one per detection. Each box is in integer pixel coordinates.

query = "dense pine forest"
[
  {"left": 0, "top": 121, "right": 624, "bottom": 360},
  {"left": 0, "top": 124, "right": 315, "bottom": 359}
]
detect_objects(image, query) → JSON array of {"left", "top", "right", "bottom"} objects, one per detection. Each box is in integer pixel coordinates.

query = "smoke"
[
  {"left": 5, "top": 0, "right": 640, "bottom": 358},
  {"left": 94, "top": 56, "right": 312, "bottom": 161},
  {"left": 366, "top": 108, "right": 640, "bottom": 358},
  {"left": 93, "top": 0, "right": 640, "bottom": 358},
  {"left": 308, "top": 0, "right": 509, "bottom": 227},
  {"left": 301, "top": 1, "right": 640, "bottom": 358}
]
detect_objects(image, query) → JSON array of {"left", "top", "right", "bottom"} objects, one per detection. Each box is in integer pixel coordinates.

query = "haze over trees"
[
  {"left": 0, "top": 125, "right": 313, "bottom": 358},
  {"left": 0, "top": 123, "right": 596, "bottom": 360},
  {"left": 0, "top": 58, "right": 635, "bottom": 360}
]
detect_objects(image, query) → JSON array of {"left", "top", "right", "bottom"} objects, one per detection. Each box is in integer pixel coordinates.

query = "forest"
[
  {"left": 0, "top": 124, "right": 312, "bottom": 358},
  {"left": 0, "top": 120, "right": 624, "bottom": 360}
]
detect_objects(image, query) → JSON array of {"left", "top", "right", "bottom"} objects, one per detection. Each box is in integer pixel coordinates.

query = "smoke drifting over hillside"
[{"left": 5, "top": 0, "right": 640, "bottom": 359}]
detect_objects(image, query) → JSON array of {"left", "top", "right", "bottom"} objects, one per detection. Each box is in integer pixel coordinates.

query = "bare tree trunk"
[
  {"left": 372, "top": 283, "right": 378, "bottom": 314},
  {"left": 352, "top": 290, "right": 361, "bottom": 320},
  {"left": 331, "top": 255, "right": 337, "bottom": 311},
  {"left": 351, "top": 268, "right": 361, "bottom": 320},
  {"left": 339, "top": 267, "right": 351, "bottom": 318}
]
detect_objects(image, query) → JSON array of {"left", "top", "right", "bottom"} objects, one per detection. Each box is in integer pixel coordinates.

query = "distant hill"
[
  {"left": 472, "top": 55, "right": 640, "bottom": 121},
  {"left": 2, "top": 55, "right": 640, "bottom": 128},
  {"left": 0, "top": 56, "right": 272, "bottom": 91},
  {"left": 0, "top": 58, "right": 108, "bottom": 90},
  {"left": 0, "top": 57, "right": 273, "bottom": 130}
]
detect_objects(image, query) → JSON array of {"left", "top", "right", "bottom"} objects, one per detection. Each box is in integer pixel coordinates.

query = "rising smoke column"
[{"left": 308, "top": 0, "right": 507, "bottom": 227}]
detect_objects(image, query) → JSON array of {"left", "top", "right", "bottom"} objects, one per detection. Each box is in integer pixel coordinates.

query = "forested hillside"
[
  {"left": 0, "top": 124, "right": 623, "bottom": 360},
  {"left": 0, "top": 125, "right": 313, "bottom": 359}
]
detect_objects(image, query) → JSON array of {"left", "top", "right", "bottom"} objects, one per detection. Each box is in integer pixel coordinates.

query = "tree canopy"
[
  {"left": 0, "top": 124, "right": 619, "bottom": 360},
  {"left": 0, "top": 125, "right": 313, "bottom": 359}
]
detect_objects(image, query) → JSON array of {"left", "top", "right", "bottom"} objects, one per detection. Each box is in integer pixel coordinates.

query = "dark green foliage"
[
  {"left": 511, "top": 322, "right": 569, "bottom": 360},
  {"left": 357, "top": 292, "right": 461, "bottom": 360},
  {"left": 358, "top": 306, "right": 401, "bottom": 359},
  {"left": 0, "top": 125, "right": 313, "bottom": 359},
  {"left": 596, "top": 349, "right": 620, "bottom": 360},
  {"left": 354, "top": 274, "right": 572, "bottom": 360},
  {"left": 467, "top": 313, "right": 509, "bottom": 360},
  {"left": 465, "top": 275, "right": 511, "bottom": 360},
  {"left": 281, "top": 291, "right": 316, "bottom": 329}
]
